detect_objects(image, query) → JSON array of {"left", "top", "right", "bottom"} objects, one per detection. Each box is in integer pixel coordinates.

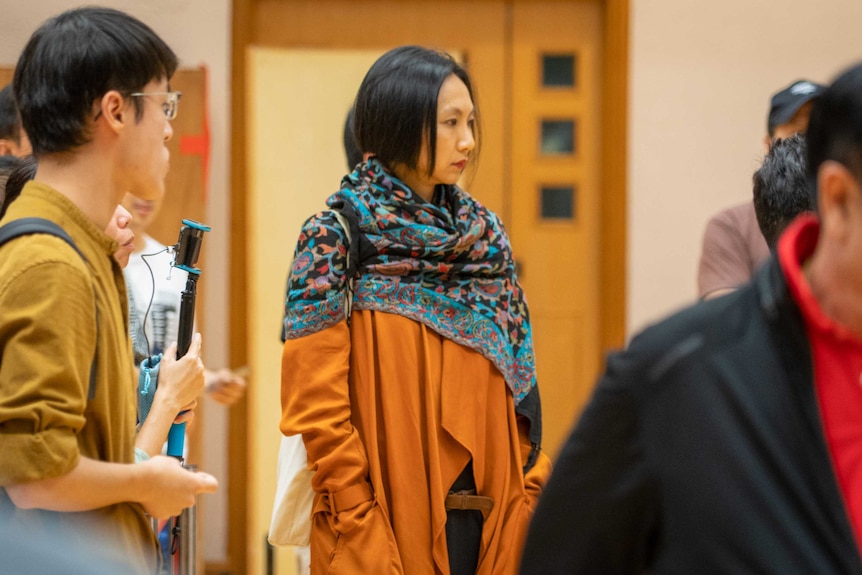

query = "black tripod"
[{"left": 166, "top": 219, "right": 210, "bottom": 575}]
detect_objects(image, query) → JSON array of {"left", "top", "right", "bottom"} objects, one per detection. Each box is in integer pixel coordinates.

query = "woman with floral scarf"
[{"left": 280, "top": 45, "right": 551, "bottom": 574}]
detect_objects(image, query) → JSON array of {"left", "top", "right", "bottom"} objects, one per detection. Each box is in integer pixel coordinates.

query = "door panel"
[
  {"left": 246, "top": 0, "right": 603, "bottom": 461},
  {"left": 247, "top": 47, "right": 385, "bottom": 575},
  {"left": 532, "top": 314, "right": 586, "bottom": 448},
  {"left": 510, "top": 1, "right": 602, "bottom": 457}
]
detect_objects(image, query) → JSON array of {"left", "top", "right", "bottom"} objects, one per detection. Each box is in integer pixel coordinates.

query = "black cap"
[{"left": 767, "top": 79, "right": 825, "bottom": 135}]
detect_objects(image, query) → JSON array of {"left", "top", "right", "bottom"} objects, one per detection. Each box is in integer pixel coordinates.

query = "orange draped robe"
[{"left": 281, "top": 310, "right": 551, "bottom": 574}]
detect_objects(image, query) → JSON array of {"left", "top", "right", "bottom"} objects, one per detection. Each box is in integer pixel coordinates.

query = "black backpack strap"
[
  {"left": 0, "top": 217, "right": 85, "bottom": 260},
  {"left": 0, "top": 217, "right": 98, "bottom": 399}
]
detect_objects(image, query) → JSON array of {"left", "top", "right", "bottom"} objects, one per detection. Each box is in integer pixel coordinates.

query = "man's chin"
[{"left": 130, "top": 185, "right": 165, "bottom": 203}]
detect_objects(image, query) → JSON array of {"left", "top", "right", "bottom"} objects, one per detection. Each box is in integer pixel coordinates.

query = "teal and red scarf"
[{"left": 283, "top": 158, "right": 537, "bottom": 405}]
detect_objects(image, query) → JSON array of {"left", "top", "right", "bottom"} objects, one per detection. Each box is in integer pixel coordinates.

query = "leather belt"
[{"left": 445, "top": 489, "right": 494, "bottom": 512}]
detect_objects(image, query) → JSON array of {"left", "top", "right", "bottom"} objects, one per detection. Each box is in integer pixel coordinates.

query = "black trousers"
[{"left": 446, "top": 461, "right": 483, "bottom": 575}]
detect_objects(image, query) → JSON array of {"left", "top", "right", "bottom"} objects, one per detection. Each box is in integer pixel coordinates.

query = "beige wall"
[
  {"left": 0, "top": 0, "right": 233, "bottom": 564},
  {"left": 628, "top": 0, "right": 862, "bottom": 335}
]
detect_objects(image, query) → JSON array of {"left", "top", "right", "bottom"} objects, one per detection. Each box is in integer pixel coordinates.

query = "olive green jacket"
[{"left": 0, "top": 182, "right": 159, "bottom": 573}]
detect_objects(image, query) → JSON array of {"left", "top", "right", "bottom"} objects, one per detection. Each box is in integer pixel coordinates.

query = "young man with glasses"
[
  {"left": 131, "top": 90, "right": 182, "bottom": 122},
  {"left": 0, "top": 8, "right": 216, "bottom": 573}
]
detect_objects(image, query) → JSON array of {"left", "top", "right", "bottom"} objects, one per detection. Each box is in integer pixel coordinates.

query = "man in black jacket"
[{"left": 521, "top": 61, "right": 862, "bottom": 574}]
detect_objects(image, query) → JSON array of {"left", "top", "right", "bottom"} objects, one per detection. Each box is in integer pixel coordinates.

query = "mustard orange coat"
[{"left": 281, "top": 311, "right": 551, "bottom": 574}]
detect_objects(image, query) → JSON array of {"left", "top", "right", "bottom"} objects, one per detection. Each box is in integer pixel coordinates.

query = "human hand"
[
  {"left": 205, "top": 367, "right": 247, "bottom": 406},
  {"left": 173, "top": 400, "right": 197, "bottom": 424},
  {"left": 138, "top": 455, "right": 218, "bottom": 519},
  {"left": 157, "top": 333, "right": 205, "bottom": 412}
]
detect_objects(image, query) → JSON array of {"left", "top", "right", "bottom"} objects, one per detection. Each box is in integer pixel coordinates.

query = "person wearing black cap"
[
  {"left": 697, "top": 79, "right": 824, "bottom": 300},
  {"left": 766, "top": 79, "right": 823, "bottom": 143}
]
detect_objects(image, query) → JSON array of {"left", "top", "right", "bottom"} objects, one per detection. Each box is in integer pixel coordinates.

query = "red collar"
[{"left": 778, "top": 215, "right": 862, "bottom": 346}]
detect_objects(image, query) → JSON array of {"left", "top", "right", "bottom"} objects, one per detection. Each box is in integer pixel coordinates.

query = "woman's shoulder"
[
  {"left": 288, "top": 209, "right": 351, "bottom": 284},
  {"left": 294, "top": 209, "right": 349, "bottom": 249},
  {"left": 301, "top": 208, "right": 341, "bottom": 229}
]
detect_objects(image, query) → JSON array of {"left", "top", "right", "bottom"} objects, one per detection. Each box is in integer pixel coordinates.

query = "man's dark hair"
[
  {"left": 0, "top": 85, "right": 22, "bottom": 145},
  {"left": 353, "top": 45, "right": 481, "bottom": 177},
  {"left": 13, "top": 7, "right": 178, "bottom": 155},
  {"left": 753, "top": 134, "right": 813, "bottom": 250},
  {"left": 343, "top": 106, "right": 363, "bottom": 171},
  {"left": 806, "top": 62, "right": 862, "bottom": 208},
  {"left": 0, "top": 155, "right": 36, "bottom": 220},
  {"left": 0, "top": 156, "right": 21, "bottom": 207}
]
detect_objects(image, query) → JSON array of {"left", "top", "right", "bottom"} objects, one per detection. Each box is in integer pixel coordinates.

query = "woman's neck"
[{"left": 388, "top": 163, "right": 434, "bottom": 202}]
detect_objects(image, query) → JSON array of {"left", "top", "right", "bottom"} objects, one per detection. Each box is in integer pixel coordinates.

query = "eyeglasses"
[{"left": 129, "top": 91, "right": 182, "bottom": 121}]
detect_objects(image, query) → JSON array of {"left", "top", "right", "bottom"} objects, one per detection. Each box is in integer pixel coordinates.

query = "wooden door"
[
  {"left": 509, "top": 2, "right": 603, "bottom": 457},
  {"left": 245, "top": 0, "right": 603, "bottom": 455},
  {"left": 235, "top": 1, "right": 627, "bottom": 573}
]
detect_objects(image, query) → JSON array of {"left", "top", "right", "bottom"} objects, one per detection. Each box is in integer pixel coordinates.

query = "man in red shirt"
[{"left": 521, "top": 61, "right": 862, "bottom": 574}]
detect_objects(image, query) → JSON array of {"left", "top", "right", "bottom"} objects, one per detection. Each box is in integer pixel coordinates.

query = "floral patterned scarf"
[{"left": 283, "top": 158, "right": 537, "bottom": 405}]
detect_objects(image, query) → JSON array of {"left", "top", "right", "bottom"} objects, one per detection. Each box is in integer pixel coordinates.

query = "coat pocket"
[{"left": 311, "top": 500, "right": 404, "bottom": 575}]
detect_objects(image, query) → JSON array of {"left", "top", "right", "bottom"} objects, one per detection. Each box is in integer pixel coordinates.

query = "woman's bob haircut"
[{"left": 353, "top": 45, "right": 481, "bottom": 178}]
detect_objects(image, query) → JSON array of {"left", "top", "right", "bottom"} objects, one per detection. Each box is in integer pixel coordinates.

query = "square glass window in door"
[
  {"left": 540, "top": 185, "right": 576, "bottom": 220},
  {"left": 541, "top": 119, "right": 576, "bottom": 155},
  {"left": 542, "top": 54, "right": 577, "bottom": 88}
]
